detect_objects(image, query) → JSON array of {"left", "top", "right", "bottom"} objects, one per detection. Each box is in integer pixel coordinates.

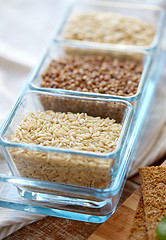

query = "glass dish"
[
  {"left": 29, "top": 41, "right": 151, "bottom": 103},
  {"left": 0, "top": 91, "right": 133, "bottom": 222},
  {"left": 0, "top": 43, "right": 165, "bottom": 223},
  {"left": 0, "top": 0, "right": 165, "bottom": 223},
  {"left": 55, "top": 0, "right": 165, "bottom": 51}
]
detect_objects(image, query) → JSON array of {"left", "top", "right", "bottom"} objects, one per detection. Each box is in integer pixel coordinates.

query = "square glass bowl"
[
  {"left": 29, "top": 41, "right": 151, "bottom": 103},
  {"left": 55, "top": 0, "right": 165, "bottom": 51},
  {"left": 0, "top": 91, "right": 133, "bottom": 222}
]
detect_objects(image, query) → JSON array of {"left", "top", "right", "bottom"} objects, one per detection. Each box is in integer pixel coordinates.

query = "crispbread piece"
[
  {"left": 139, "top": 166, "right": 166, "bottom": 240},
  {"left": 128, "top": 196, "right": 148, "bottom": 240}
]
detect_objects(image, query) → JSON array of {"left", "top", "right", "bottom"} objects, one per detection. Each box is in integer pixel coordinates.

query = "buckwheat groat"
[
  {"left": 128, "top": 196, "right": 148, "bottom": 240},
  {"left": 10, "top": 111, "right": 122, "bottom": 189},
  {"left": 64, "top": 12, "right": 156, "bottom": 46},
  {"left": 41, "top": 55, "right": 143, "bottom": 97}
]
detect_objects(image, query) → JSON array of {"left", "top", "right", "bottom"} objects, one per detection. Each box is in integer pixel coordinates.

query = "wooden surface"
[{"left": 4, "top": 158, "right": 166, "bottom": 240}]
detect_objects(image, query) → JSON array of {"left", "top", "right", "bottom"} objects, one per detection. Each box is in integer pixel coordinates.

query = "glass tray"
[{"left": 0, "top": 2, "right": 165, "bottom": 223}]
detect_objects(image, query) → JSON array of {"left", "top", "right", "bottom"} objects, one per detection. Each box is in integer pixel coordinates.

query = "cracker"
[
  {"left": 139, "top": 166, "right": 166, "bottom": 240},
  {"left": 128, "top": 196, "right": 148, "bottom": 240}
]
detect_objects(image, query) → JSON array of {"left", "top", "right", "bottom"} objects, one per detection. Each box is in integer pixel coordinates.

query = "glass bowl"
[
  {"left": 29, "top": 41, "right": 151, "bottom": 104},
  {"left": 0, "top": 91, "right": 133, "bottom": 222},
  {"left": 55, "top": 0, "right": 165, "bottom": 51}
]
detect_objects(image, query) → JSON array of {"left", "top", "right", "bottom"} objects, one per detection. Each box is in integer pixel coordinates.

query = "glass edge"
[
  {"left": 30, "top": 84, "right": 140, "bottom": 102},
  {"left": 74, "top": 0, "right": 164, "bottom": 11},
  {"left": 0, "top": 199, "right": 109, "bottom": 223},
  {"left": 136, "top": 54, "right": 152, "bottom": 95},
  {"left": 0, "top": 173, "right": 119, "bottom": 196}
]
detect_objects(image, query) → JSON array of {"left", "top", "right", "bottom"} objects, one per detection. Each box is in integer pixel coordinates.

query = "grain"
[
  {"left": 10, "top": 111, "right": 122, "bottom": 189},
  {"left": 128, "top": 196, "right": 148, "bottom": 240},
  {"left": 41, "top": 56, "right": 143, "bottom": 96},
  {"left": 139, "top": 166, "right": 166, "bottom": 240},
  {"left": 63, "top": 12, "right": 156, "bottom": 46}
]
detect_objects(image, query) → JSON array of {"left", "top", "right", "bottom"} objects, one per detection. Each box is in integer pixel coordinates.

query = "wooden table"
[{"left": 4, "top": 156, "right": 166, "bottom": 240}]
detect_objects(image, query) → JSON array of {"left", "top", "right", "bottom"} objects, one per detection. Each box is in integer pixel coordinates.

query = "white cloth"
[
  {"left": 0, "top": 57, "right": 45, "bottom": 240},
  {"left": 0, "top": 0, "right": 166, "bottom": 239}
]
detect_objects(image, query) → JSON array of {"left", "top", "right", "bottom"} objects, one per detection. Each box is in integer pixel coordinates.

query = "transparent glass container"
[
  {"left": 0, "top": 91, "right": 133, "bottom": 222},
  {"left": 55, "top": 0, "right": 165, "bottom": 51},
  {"left": 0, "top": 48, "right": 165, "bottom": 223},
  {"left": 0, "top": 0, "right": 165, "bottom": 224},
  {"left": 29, "top": 41, "right": 151, "bottom": 104}
]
